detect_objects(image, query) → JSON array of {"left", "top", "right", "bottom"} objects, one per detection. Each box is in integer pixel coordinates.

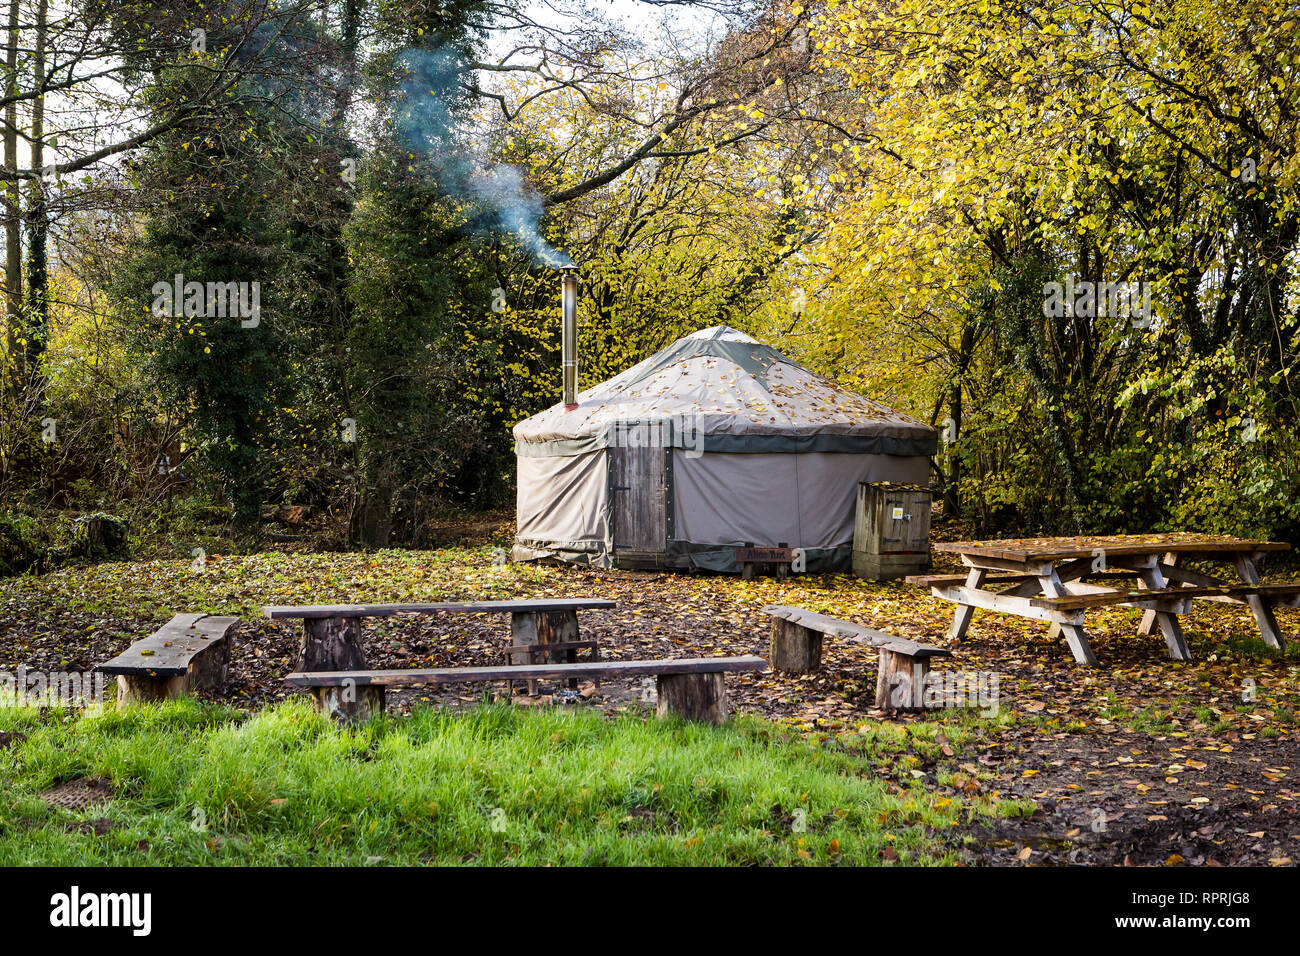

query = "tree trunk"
[
  {"left": 3, "top": 0, "right": 21, "bottom": 366},
  {"left": 656, "top": 672, "right": 727, "bottom": 723},
  {"left": 510, "top": 609, "right": 579, "bottom": 693},
  {"left": 23, "top": 0, "right": 48, "bottom": 388},
  {"left": 299, "top": 616, "right": 383, "bottom": 721},
  {"left": 768, "top": 619, "right": 822, "bottom": 674},
  {"left": 875, "top": 650, "right": 928, "bottom": 712}
]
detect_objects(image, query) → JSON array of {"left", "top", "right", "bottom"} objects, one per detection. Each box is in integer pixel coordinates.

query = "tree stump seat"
[{"left": 97, "top": 613, "right": 238, "bottom": 705}]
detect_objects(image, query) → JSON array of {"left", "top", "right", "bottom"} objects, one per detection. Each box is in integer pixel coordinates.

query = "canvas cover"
[
  {"left": 512, "top": 325, "right": 938, "bottom": 570},
  {"left": 672, "top": 450, "right": 928, "bottom": 548},
  {"left": 514, "top": 326, "right": 936, "bottom": 457}
]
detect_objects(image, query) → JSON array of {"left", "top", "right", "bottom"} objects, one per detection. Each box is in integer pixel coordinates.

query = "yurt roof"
[{"left": 513, "top": 325, "right": 937, "bottom": 456}]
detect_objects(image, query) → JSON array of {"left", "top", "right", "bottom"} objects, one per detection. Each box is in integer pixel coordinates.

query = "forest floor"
[{"left": 1, "top": 539, "right": 1297, "bottom": 866}]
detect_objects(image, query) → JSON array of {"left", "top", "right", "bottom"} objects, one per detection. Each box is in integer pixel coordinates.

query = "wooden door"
[
  {"left": 611, "top": 446, "right": 666, "bottom": 551},
  {"left": 855, "top": 484, "right": 932, "bottom": 555},
  {"left": 878, "top": 489, "right": 931, "bottom": 553}
]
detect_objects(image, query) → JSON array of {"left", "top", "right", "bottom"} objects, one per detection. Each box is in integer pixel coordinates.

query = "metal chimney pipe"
[{"left": 561, "top": 267, "right": 578, "bottom": 408}]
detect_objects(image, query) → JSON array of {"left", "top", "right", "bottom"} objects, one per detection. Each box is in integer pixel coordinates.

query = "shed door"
[
  {"left": 878, "top": 489, "right": 931, "bottom": 553},
  {"left": 611, "top": 446, "right": 666, "bottom": 551}
]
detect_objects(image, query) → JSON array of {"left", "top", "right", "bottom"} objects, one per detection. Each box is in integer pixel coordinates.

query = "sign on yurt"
[{"left": 512, "top": 326, "right": 938, "bottom": 572}]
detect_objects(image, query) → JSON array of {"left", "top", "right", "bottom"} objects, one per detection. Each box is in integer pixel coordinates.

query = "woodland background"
[{"left": 0, "top": 0, "right": 1296, "bottom": 572}]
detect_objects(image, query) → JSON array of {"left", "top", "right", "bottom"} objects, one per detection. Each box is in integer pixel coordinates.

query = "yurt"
[{"left": 512, "top": 325, "right": 938, "bottom": 572}]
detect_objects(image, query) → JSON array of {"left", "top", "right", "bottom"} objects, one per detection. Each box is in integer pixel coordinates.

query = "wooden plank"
[
  {"left": 761, "top": 606, "right": 952, "bottom": 657},
  {"left": 263, "top": 599, "right": 616, "bottom": 620},
  {"left": 906, "top": 569, "right": 1141, "bottom": 588},
  {"left": 285, "top": 656, "right": 768, "bottom": 687},
  {"left": 1139, "top": 552, "right": 1181, "bottom": 636},
  {"left": 935, "top": 535, "right": 1290, "bottom": 563},
  {"left": 99, "top": 614, "right": 238, "bottom": 676},
  {"left": 947, "top": 566, "right": 986, "bottom": 641},
  {"left": 1138, "top": 561, "right": 1191, "bottom": 661},
  {"left": 933, "top": 585, "right": 1085, "bottom": 624},
  {"left": 960, "top": 554, "right": 1056, "bottom": 574},
  {"left": 906, "top": 572, "right": 1029, "bottom": 587},
  {"left": 1028, "top": 583, "right": 1300, "bottom": 611},
  {"left": 502, "top": 640, "right": 598, "bottom": 656}
]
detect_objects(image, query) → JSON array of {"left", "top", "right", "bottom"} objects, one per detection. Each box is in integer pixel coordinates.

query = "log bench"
[
  {"left": 762, "top": 605, "right": 953, "bottom": 711},
  {"left": 98, "top": 613, "right": 238, "bottom": 704},
  {"left": 263, "top": 599, "right": 615, "bottom": 716},
  {"left": 284, "top": 656, "right": 768, "bottom": 724}
]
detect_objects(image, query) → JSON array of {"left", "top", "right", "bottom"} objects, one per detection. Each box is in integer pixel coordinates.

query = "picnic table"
[{"left": 907, "top": 534, "right": 1299, "bottom": 665}]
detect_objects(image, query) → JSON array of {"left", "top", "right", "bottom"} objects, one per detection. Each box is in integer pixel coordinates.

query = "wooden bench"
[
  {"left": 285, "top": 656, "right": 767, "bottom": 724},
  {"left": 735, "top": 543, "right": 797, "bottom": 580},
  {"left": 906, "top": 570, "right": 1140, "bottom": 589},
  {"left": 98, "top": 613, "right": 238, "bottom": 704},
  {"left": 263, "top": 599, "right": 616, "bottom": 717},
  {"left": 1028, "top": 583, "right": 1300, "bottom": 612},
  {"left": 763, "top": 605, "right": 953, "bottom": 712}
]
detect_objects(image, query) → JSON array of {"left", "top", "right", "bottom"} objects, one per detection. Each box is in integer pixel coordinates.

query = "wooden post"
[
  {"left": 947, "top": 566, "right": 986, "bottom": 642},
  {"left": 1235, "top": 553, "right": 1286, "bottom": 650},
  {"left": 116, "top": 673, "right": 188, "bottom": 705},
  {"left": 1138, "top": 563, "right": 1192, "bottom": 661},
  {"left": 510, "top": 610, "right": 579, "bottom": 693},
  {"left": 656, "top": 672, "right": 727, "bottom": 723},
  {"left": 1138, "top": 551, "right": 1177, "bottom": 637},
  {"left": 769, "top": 618, "right": 822, "bottom": 673},
  {"left": 875, "top": 650, "right": 927, "bottom": 711},
  {"left": 300, "top": 616, "right": 384, "bottom": 721},
  {"left": 1037, "top": 570, "right": 1100, "bottom": 665}
]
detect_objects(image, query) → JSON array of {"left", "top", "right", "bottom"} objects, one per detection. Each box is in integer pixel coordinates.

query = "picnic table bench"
[
  {"left": 98, "top": 613, "right": 239, "bottom": 704},
  {"left": 762, "top": 605, "right": 953, "bottom": 711},
  {"left": 908, "top": 535, "right": 1298, "bottom": 665},
  {"left": 263, "top": 599, "right": 615, "bottom": 715},
  {"left": 285, "top": 656, "right": 768, "bottom": 724}
]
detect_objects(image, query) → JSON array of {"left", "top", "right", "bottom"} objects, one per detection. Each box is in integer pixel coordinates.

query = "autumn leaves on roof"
[{"left": 514, "top": 325, "right": 938, "bottom": 454}]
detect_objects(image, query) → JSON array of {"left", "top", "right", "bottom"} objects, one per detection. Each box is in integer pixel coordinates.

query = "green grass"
[{"left": 0, "top": 700, "right": 1026, "bottom": 865}]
